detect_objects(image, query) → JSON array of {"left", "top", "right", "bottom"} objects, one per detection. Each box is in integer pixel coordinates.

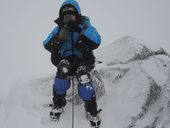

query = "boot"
[
  {"left": 50, "top": 107, "right": 64, "bottom": 121},
  {"left": 86, "top": 111, "right": 101, "bottom": 128},
  {"left": 84, "top": 100, "right": 102, "bottom": 127}
]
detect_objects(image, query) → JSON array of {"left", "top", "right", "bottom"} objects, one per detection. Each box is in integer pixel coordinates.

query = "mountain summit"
[
  {"left": 96, "top": 35, "right": 169, "bottom": 65},
  {"left": 96, "top": 35, "right": 170, "bottom": 128},
  {"left": 1, "top": 36, "right": 170, "bottom": 128}
]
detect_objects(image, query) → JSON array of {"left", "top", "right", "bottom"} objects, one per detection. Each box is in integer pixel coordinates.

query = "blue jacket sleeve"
[
  {"left": 81, "top": 18, "right": 101, "bottom": 50},
  {"left": 43, "top": 26, "right": 60, "bottom": 52}
]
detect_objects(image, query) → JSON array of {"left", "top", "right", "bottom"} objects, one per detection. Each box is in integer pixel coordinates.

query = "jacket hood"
[{"left": 59, "top": 0, "right": 81, "bottom": 17}]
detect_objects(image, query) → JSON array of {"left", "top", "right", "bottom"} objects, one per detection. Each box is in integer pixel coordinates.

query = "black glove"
[
  {"left": 67, "top": 20, "right": 82, "bottom": 33},
  {"left": 58, "top": 26, "right": 70, "bottom": 43}
]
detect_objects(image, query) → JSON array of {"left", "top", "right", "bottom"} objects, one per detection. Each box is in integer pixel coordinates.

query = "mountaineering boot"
[
  {"left": 50, "top": 107, "right": 64, "bottom": 121},
  {"left": 86, "top": 110, "right": 102, "bottom": 128}
]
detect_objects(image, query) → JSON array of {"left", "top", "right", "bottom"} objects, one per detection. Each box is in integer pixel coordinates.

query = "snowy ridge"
[
  {"left": 1, "top": 36, "right": 170, "bottom": 128},
  {"left": 97, "top": 36, "right": 170, "bottom": 65},
  {"left": 96, "top": 36, "right": 170, "bottom": 128}
]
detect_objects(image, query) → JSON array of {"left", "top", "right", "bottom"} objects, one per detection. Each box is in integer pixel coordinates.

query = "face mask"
[{"left": 63, "top": 15, "right": 76, "bottom": 24}]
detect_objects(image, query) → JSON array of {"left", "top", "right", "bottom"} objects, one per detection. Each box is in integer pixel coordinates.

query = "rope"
[
  {"left": 71, "top": 76, "right": 75, "bottom": 128},
  {"left": 71, "top": 31, "right": 75, "bottom": 128}
]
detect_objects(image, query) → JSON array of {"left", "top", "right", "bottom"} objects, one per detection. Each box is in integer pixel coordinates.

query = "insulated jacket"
[{"left": 43, "top": 0, "right": 101, "bottom": 59}]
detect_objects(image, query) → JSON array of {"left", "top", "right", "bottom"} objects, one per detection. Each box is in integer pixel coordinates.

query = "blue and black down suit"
[{"left": 43, "top": 0, "right": 101, "bottom": 116}]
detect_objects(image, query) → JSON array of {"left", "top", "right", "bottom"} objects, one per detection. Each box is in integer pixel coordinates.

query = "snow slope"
[{"left": 1, "top": 36, "right": 170, "bottom": 128}]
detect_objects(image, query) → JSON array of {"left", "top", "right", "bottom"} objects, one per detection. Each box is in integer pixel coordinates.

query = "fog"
[{"left": 0, "top": 0, "right": 170, "bottom": 95}]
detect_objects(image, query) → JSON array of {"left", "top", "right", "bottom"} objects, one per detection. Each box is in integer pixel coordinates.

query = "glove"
[
  {"left": 67, "top": 20, "right": 82, "bottom": 33},
  {"left": 58, "top": 26, "right": 70, "bottom": 43}
]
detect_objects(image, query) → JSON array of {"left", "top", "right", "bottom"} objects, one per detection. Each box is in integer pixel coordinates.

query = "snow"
[
  {"left": 1, "top": 0, "right": 170, "bottom": 127},
  {"left": 1, "top": 36, "right": 170, "bottom": 128}
]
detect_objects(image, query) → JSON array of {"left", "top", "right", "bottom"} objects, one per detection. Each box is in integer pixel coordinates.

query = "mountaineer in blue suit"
[{"left": 43, "top": 0, "right": 101, "bottom": 127}]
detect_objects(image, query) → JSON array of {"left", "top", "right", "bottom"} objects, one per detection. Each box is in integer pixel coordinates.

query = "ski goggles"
[{"left": 62, "top": 6, "right": 76, "bottom": 14}]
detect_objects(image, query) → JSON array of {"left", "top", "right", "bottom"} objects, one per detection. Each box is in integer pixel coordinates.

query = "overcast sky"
[{"left": 0, "top": 0, "right": 170, "bottom": 93}]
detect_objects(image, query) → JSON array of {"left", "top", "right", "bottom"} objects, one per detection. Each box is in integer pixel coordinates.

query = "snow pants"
[{"left": 53, "top": 59, "right": 98, "bottom": 116}]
